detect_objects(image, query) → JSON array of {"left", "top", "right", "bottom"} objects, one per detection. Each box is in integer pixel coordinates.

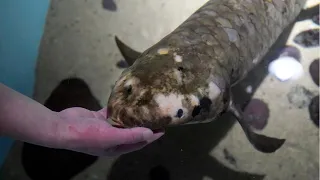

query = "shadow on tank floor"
[{"left": 0, "top": 0, "right": 318, "bottom": 180}]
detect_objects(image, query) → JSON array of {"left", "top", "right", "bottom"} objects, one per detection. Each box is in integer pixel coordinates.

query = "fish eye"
[
  {"left": 177, "top": 67, "right": 184, "bottom": 71},
  {"left": 176, "top": 109, "right": 184, "bottom": 118},
  {"left": 125, "top": 85, "right": 132, "bottom": 95}
]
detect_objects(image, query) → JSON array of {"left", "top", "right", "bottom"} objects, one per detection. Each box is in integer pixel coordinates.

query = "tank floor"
[{"left": 0, "top": 0, "right": 319, "bottom": 180}]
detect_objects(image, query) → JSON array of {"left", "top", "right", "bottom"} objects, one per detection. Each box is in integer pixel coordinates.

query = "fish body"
[{"left": 107, "top": 0, "right": 308, "bottom": 153}]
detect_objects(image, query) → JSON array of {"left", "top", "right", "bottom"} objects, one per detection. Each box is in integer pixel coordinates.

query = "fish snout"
[
  {"left": 106, "top": 103, "right": 143, "bottom": 128},
  {"left": 107, "top": 102, "right": 173, "bottom": 130}
]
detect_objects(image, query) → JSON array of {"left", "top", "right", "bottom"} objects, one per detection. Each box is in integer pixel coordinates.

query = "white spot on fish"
[
  {"left": 252, "top": 56, "right": 259, "bottom": 64},
  {"left": 246, "top": 85, "right": 253, "bottom": 94},
  {"left": 141, "top": 106, "right": 150, "bottom": 115},
  {"left": 173, "top": 52, "right": 183, "bottom": 62},
  {"left": 124, "top": 77, "right": 140, "bottom": 87},
  {"left": 157, "top": 48, "right": 169, "bottom": 55},
  {"left": 201, "top": 34, "right": 218, "bottom": 46},
  {"left": 139, "top": 89, "right": 147, "bottom": 96},
  {"left": 173, "top": 69, "right": 182, "bottom": 85},
  {"left": 224, "top": 28, "right": 239, "bottom": 42},
  {"left": 124, "top": 79, "right": 133, "bottom": 87},
  {"left": 126, "top": 108, "right": 134, "bottom": 117},
  {"left": 154, "top": 93, "right": 188, "bottom": 121},
  {"left": 117, "top": 74, "right": 130, "bottom": 86},
  {"left": 197, "top": 88, "right": 204, "bottom": 95},
  {"left": 208, "top": 82, "right": 221, "bottom": 100},
  {"left": 189, "top": 95, "right": 200, "bottom": 106},
  {"left": 201, "top": 10, "right": 217, "bottom": 17},
  {"left": 216, "top": 17, "right": 232, "bottom": 28}
]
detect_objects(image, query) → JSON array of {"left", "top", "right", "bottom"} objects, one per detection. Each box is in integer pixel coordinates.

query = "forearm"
[{"left": 0, "top": 83, "right": 65, "bottom": 148}]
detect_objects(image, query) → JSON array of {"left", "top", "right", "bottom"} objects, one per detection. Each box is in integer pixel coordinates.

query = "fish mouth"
[
  {"left": 107, "top": 118, "right": 166, "bottom": 133},
  {"left": 107, "top": 101, "right": 173, "bottom": 130},
  {"left": 106, "top": 118, "right": 125, "bottom": 128}
]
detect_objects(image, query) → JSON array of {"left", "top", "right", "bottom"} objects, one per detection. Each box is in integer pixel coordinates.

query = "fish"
[{"left": 107, "top": 0, "right": 308, "bottom": 153}]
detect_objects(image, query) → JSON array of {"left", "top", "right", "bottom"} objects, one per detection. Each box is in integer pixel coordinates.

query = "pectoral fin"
[
  {"left": 114, "top": 36, "right": 142, "bottom": 66},
  {"left": 228, "top": 99, "right": 285, "bottom": 153}
]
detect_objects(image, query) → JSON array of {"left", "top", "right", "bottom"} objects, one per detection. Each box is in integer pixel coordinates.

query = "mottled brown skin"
[{"left": 107, "top": 0, "right": 307, "bottom": 130}]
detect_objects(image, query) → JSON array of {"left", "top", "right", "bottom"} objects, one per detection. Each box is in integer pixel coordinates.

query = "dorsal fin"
[{"left": 114, "top": 36, "right": 142, "bottom": 66}]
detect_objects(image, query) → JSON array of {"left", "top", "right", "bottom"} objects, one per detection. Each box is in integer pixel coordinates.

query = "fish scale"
[{"left": 108, "top": 0, "right": 309, "bottom": 153}]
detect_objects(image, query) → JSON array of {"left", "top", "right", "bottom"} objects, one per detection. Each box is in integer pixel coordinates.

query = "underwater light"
[{"left": 268, "top": 56, "right": 304, "bottom": 82}]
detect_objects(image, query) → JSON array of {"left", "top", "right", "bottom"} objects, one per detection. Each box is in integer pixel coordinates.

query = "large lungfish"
[{"left": 107, "top": 0, "right": 307, "bottom": 153}]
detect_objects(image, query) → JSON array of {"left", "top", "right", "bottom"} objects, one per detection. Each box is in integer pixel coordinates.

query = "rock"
[
  {"left": 293, "top": 29, "right": 319, "bottom": 48},
  {"left": 243, "top": 98, "right": 269, "bottom": 130},
  {"left": 309, "top": 59, "right": 319, "bottom": 86},
  {"left": 312, "top": 14, "right": 319, "bottom": 25},
  {"left": 287, "top": 85, "right": 314, "bottom": 109},
  {"left": 223, "top": 148, "right": 237, "bottom": 166},
  {"left": 278, "top": 45, "right": 301, "bottom": 61},
  {"left": 116, "top": 60, "right": 129, "bottom": 68},
  {"left": 102, "top": 0, "right": 117, "bottom": 11},
  {"left": 308, "top": 95, "right": 319, "bottom": 127}
]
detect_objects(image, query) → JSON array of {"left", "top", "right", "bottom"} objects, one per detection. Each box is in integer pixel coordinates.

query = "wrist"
[
  {"left": 1, "top": 110, "right": 66, "bottom": 149},
  {"left": 36, "top": 111, "right": 70, "bottom": 149},
  {"left": 0, "top": 83, "right": 69, "bottom": 149}
]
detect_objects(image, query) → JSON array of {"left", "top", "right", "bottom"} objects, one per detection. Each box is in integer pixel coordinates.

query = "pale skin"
[{"left": 0, "top": 83, "right": 164, "bottom": 156}]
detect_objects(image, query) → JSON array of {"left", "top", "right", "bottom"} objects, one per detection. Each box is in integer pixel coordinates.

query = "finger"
[
  {"left": 60, "top": 107, "right": 108, "bottom": 120},
  {"left": 107, "top": 132, "right": 165, "bottom": 156},
  {"left": 59, "top": 107, "right": 96, "bottom": 118},
  {"left": 146, "top": 132, "right": 165, "bottom": 143},
  {"left": 90, "top": 110, "right": 108, "bottom": 120},
  {"left": 104, "top": 141, "right": 148, "bottom": 156},
  {"left": 106, "top": 127, "right": 163, "bottom": 146}
]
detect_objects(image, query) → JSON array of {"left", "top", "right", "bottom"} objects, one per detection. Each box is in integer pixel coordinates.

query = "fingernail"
[
  {"left": 147, "top": 132, "right": 165, "bottom": 143},
  {"left": 142, "top": 129, "right": 154, "bottom": 140},
  {"left": 153, "top": 132, "right": 164, "bottom": 139}
]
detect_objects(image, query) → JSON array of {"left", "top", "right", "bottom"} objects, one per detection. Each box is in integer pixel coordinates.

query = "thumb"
[{"left": 106, "top": 127, "right": 159, "bottom": 145}]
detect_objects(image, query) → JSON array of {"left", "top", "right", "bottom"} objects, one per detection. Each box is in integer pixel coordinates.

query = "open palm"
[{"left": 56, "top": 107, "right": 164, "bottom": 156}]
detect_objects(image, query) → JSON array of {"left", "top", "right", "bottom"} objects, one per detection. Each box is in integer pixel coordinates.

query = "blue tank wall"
[{"left": 0, "top": 0, "right": 50, "bottom": 167}]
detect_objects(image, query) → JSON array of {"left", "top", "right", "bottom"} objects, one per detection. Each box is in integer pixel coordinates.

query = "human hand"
[{"left": 56, "top": 107, "right": 164, "bottom": 156}]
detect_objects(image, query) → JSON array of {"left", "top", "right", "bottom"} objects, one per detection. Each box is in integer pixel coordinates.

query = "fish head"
[{"left": 107, "top": 50, "right": 228, "bottom": 130}]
